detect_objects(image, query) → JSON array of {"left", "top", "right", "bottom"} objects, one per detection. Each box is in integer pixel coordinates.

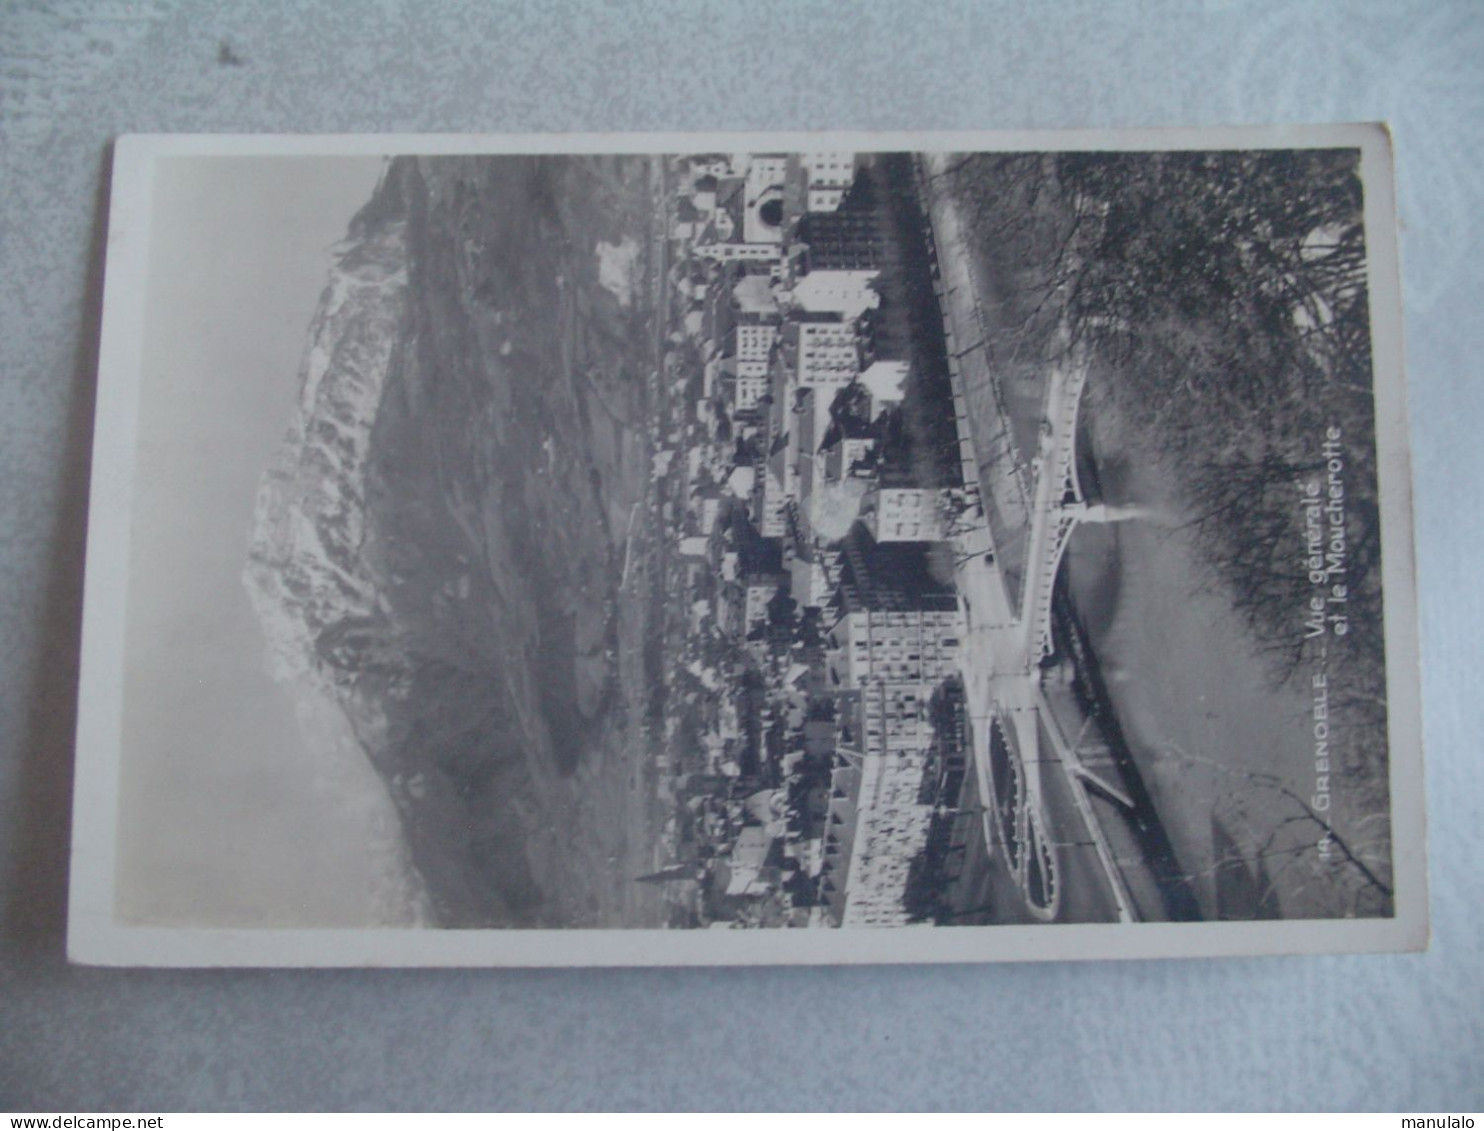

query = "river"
[{"left": 1064, "top": 389, "right": 1368, "bottom": 920}]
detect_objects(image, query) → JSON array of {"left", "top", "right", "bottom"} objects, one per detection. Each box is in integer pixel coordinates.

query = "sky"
[{"left": 112, "top": 154, "right": 427, "bottom": 927}]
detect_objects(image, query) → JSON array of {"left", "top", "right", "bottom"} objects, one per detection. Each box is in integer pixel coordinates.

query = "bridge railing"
[{"left": 1022, "top": 358, "right": 1090, "bottom": 659}]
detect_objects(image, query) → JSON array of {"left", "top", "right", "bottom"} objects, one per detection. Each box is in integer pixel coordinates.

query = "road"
[{"left": 917, "top": 152, "right": 1145, "bottom": 924}]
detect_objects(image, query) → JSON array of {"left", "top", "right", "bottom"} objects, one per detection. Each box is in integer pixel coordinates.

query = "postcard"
[{"left": 68, "top": 127, "right": 1425, "bottom": 965}]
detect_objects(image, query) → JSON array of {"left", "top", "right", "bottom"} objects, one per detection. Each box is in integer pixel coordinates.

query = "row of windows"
[
  {"left": 852, "top": 630, "right": 957, "bottom": 653},
  {"left": 864, "top": 700, "right": 926, "bottom": 719},
  {"left": 854, "top": 643, "right": 927, "bottom": 660},
  {"left": 853, "top": 609, "right": 961, "bottom": 626},
  {"left": 799, "top": 372, "right": 856, "bottom": 389}
]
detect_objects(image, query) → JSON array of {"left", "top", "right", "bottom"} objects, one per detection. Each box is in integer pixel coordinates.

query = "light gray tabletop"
[{"left": 2, "top": 0, "right": 1480, "bottom": 1112}]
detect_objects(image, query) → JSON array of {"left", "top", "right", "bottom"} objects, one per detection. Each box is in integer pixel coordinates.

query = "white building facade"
[
  {"left": 802, "top": 151, "right": 856, "bottom": 214},
  {"left": 789, "top": 268, "right": 881, "bottom": 321},
  {"left": 867, "top": 487, "right": 941, "bottom": 543},
  {"left": 796, "top": 322, "right": 859, "bottom": 391},
  {"left": 694, "top": 242, "right": 781, "bottom": 264},
  {"left": 833, "top": 607, "right": 965, "bottom": 687},
  {"left": 838, "top": 683, "right": 937, "bottom": 928}
]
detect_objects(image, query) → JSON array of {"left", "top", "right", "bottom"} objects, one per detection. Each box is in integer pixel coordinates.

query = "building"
[
  {"left": 735, "top": 372, "right": 770, "bottom": 415},
  {"left": 838, "top": 707, "right": 936, "bottom": 927},
  {"left": 789, "top": 543, "right": 843, "bottom": 611},
  {"left": 743, "top": 155, "right": 789, "bottom": 244},
  {"left": 827, "top": 606, "right": 964, "bottom": 689},
  {"left": 736, "top": 323, "right": 777, "bottom": 375},
  {"left": 788, "top": 269, "right": 881, "bottom": 321},
  {"left": 861, "top": 487, "right": 940, "bottom": 543},
  {"left": 754, "top": 463, "right": 790, "bottom": 538},
  {"left": 861, "top": 679, "right": 935, "bottom": 752},
  {"left": 690, "top": 155, "right": 737, "bottom": 181},
  {"left": 826, "top": 435, "right": 877, "bottom": 482},
  {"left": 834, "top": 524, "right": 959, "bottom": 615},
  {"left": 816, "top": 752, "right": 862, "bottom": 924},
  {"left": 697, "top": 496, "right": 722, "bottom": 535},
  {"left": 732, "top": 273, "right": 779, "bottom": 319},
  {"left": 794, "top": 321, "right": 859, "bottom": 392},
  {"left": 814, "top": 684, "right": 940, "bottom": 928},
  {"left": 792, "top": 203, "right": 889, "bottom": 271},
  {"left": 743, "top": 573, "right": 788, "bottom": 632},
  {"left": 725, "top": 825, "right": 780, "bottom": 897},
  {"left": 779, "top": 167, "right": 894, "bottom": 319},
  {"left": 693, "top": 241, "right": 782, "bottom": 264},
  {"left": 802, "top": 152, "right": 857, "bottom": 213},
  {"left": 714, "top": 318, "right": 777, "bottom": 417},
  {"left": 859, "top": 359, "right": 909, "bottom": 407},
  {"left": 690, "top": 174, "right": 719, "bottom": 216}
]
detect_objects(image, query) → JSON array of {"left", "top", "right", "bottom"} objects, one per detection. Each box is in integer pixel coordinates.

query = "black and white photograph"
[{"left": 68, "top": 128, "right": 1423, "bottom": 964}]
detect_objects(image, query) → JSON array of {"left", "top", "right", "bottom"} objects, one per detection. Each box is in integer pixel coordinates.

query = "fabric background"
[{"left": 1, "top": 0, "right": 1479, "bottom": 1112}]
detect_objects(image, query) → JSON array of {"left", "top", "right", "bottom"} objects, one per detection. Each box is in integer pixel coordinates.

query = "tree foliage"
[{"left": 944, "top": 149, "right": 1392, "bottom": 900}]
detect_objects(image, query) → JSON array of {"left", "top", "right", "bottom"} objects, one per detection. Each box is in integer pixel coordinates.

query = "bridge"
[{"left": 916, "top": 154, "right": 1144, "bottom": 924}]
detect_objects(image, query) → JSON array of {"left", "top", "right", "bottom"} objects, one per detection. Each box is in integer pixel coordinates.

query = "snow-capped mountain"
[
  {"left": 238, "top": 153, "right": 663, "bottom": 928},
  {"left": 244, "top": 167, "right": 409, "bottom": 689}
]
